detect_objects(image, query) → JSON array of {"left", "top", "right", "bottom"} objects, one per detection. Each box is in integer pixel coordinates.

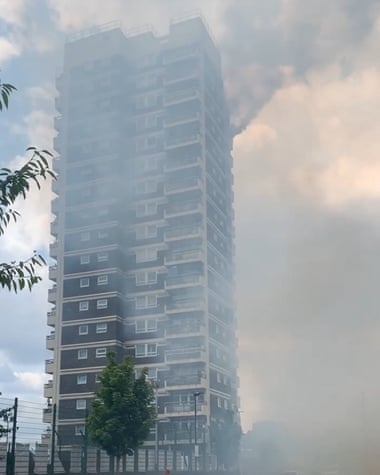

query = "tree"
[
  {"left": 0, "top": 78, "right": 55, "bottom": 292},
  {"left": 87, "top": 352, "right": 156, "bottom": 474}
]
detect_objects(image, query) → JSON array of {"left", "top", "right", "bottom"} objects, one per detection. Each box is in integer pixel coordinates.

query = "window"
[
  {"left": 136, "top": 343, "right": 157, "bottom": 357},
  {"left": 79, "top": 301, "right": 89, "bottom": 312},
  {"left": 136, "top": 271, "right": 157, "bottom": 285},
  {"left": 136, "top": 180, "right": 158, "bottom": 194},
  {"left": 97, "top": 252, "right": 109, "bottom": 262},
  {"left": 80, "top": 232, "right": 90, "bottom": 242},
  {"left": 224, "top": 400, "right": 229, "bottom": 410},
  {"left": 136, "top": 319, "right": 157, "bottom": 333},
  {"left": 143, "top": 156, "right": 157, "bottom": 170},
  {"left": 98, "top": 230, "right": 108, "bottom": 239},
  {"left": 78, "top": 349, "right": 88, "bottom": 360},
  {"left": 217, "top": 397, "right": 222, "bottom": 408},
  {"left": 80, "top": 278, "right": 89, "bottom": 288},
  {"left": 136, "top": 367, "right": 157, "bottom": 380},
  {"left": 76, "top": 400, "right": 87, "bottom": 410},
  {"left": 135, "top": 248, "right": 157, "bottom": 263},
  {"left": 80, "top": 255, "right": 90, "bottom": 264},
  {"left": 77, "top": 374, "right": 87, "bottom": 385},
  {"left": 97, "top": 299, "right": 108, "bottom": 309},
  {"left": 136, "top": 224, "right": 157, "bottom": 239},
  {"left": 75, "top": 425, "right": 86, "bottom": 436},
  {"left": 96, "top": 323, "right": 108, "bottom": 334},
  {"left": 96, "top": 348, "right": 107, "bottom": 358},
  {"left": 217, "top": 372, "right": 221, "bottom": 383},
  {"left": 95, "top": 373, "right": 101, "bottom": 383},
  {"left": 136, "top": 202, "right": 157, "bottom": 217},
  {"left": 78, "top": 325, "right": 88, "bottom": 335},
  {"left": 97, "top": 275, "right": 108, "bottom": 286},
  {"left": 135, "top": 295, "right": 157, "bottom": 309}
]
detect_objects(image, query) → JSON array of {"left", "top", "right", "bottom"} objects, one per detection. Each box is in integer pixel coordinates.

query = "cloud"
[
  {"left": 0, "top": 36, "right": 21, "bottom": 62},
  {"left": 0, "top": 0, "right": 28, "bottom": 26}
]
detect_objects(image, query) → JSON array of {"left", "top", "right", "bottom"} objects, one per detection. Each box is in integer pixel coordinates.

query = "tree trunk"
[{"left": 110, "top": 455, "right": 115, "bottom": 475}]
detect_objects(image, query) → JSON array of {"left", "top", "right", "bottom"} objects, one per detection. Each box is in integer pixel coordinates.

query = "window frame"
[
  {"left": 96, "top": 348, "right": 107, "bottom": 358},
  {"left": 78, "top": 349, "right": 88, "bottom": 360},
  {"left": 96, "top": 323, "right": 108, "bottom": 334},
  {"left": 79, "top": 301, "right": 89, "bottom": 312},
  {"left": 96, "top": 299, "right": 108, "bottom": 309},
  {"left": 80, "top": 277, "right": 90, "bottom": 288},
  {"left": 77, "top": 374, "right": 87, "bottom": 385}
]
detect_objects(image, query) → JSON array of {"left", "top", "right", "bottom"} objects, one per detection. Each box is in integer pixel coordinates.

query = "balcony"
[
  {"left": 164, "top": 177, "right": 202, "bottom": 195},
  {"left": 164, "top": 225, "right": 202, "bottom": 242},
  {"left": 48, "top": 265, "right": 57, "bottom": 281},
  {"left": 166, "top": 300, "right": 205, "bottom": 314},
  {"left": 165, "top": 323, "right": 203, "bottom": 338},
  {"left": 45, "top": 359, "right": 54, "bottom": 374},
  {"left": 164, "top": 70, "right": 199, "bottom": 86},
  {"left": 48, "top": 285, "right": 57, "bottom": 303},
  {"left": 164, "top": 155, "right": 201, "bottom": 172},
  {"left": 51, "top": 197, "right": 59, "bottom": 214},
  {"left": 53, "top": 136, "right": 61, "bottom": 154},
  {"left": 164, "top": 112, "right": 200, "bottom": 127},
  {"left": 165, "top": 347, "right": 206, "bottom": 363},
  {"left": 164, "top": 201, "right": 202, "bottom": 218},
  {"left": 46, "top": 332, "right": 55, "bottom": 351},
  {"left": 47, "top": 309, "right": 56, "bottom": 326},
  {"left": 43, "top": 407, "right": 53, "bottom": 424},
  {"left": 44, "top": 381, "right": 53, "bottom": 399},
  {"left": 54, "top": 115, "right": 62, "bottom": 131},
  {"left": 50, "top": 219, "right": 58, "bottom": 237},
  {"left": 165, "top": 273, "right": 203, "bottom": 289},
  {"left": 163, "top": 400, "right": 207, "bottom": 416},
  {"left": 165, "top": 134, "right": 201, "bottom": 150},
  {"left": 55, "top": 96, "right": 62, "bottom": 113},
  {"left": 164, "top": 249, "right": 203, "bottom": 265},
  {"left": 162, "top": 47, "right": 198, "bottom": 65},
  {"left": 164, "top": 89, "right": 199, "bottom": 106},
  {"left": 164, "top": 375, "right": 206, "bottom": 390},
  {"left": 50, "top": 241, "right": 58, "bottom": 258}
]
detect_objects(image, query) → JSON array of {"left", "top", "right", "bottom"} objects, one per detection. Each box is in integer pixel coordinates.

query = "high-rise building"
[{"left": 45, "top": 14, "right": 238, "bottom": 471}]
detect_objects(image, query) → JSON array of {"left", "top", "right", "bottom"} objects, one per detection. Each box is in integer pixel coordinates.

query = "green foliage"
[
  {"left": 0, "top": 79, "right": 16, "bottom": 111},
  {"left": 0, "top": 78, "right": 56, "bottom": 292},
  {"left": 87, "top": 353, "right": 156, "bottom": 460}
]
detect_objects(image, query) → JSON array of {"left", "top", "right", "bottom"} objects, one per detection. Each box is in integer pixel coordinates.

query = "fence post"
[{"left": 9, "top": 397, "right": 18, "bottom": 475}]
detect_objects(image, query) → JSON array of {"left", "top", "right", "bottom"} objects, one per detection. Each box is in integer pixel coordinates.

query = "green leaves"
[
  {"left": 0, "top": 252, "right": 46, "bottom": 292},
  {"left": 87, "top": 354, "right": 156, "bottom": 460},
  {"left": 0, "top": 77, "right": 56, "bottom": 293},
  {"left": 0, "top": 80, "right": 16, "bottom": 111}
]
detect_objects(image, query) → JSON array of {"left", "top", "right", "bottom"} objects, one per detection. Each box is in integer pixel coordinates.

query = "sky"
[{"left": 1, "top": 0, "right": 380, "bottom": 466}]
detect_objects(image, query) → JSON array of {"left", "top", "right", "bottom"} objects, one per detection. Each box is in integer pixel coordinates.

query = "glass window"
[
  {"left": 80, "top": 232, "right": 90, "bottom": 242},
  {"left": 78, "top": 349, "right": 88, "bottom": 360},
  {"left": 95, "top": 373, "right": 101, "bottom": 383},
  {"left": 97, "top": 275, "right": 108, "bottom": 285},
  {"left": 136, "top": 319, "right": 157, "bottom": 333},
  {"left": 97, "top": 252, "right": 109, "bottom": 262},
  {"left": 98, "top": 230, "right": 108, "bottom": 239},
  {"left": 78, "top": 324, "right": 88, "bottom": 335},
  {"left": 79, "top": 301, "right": 89, "bottom": 312},
  {"left": 96, "top": 323, "right": 108, "bottom": 334},
  {"left": 217, "top": 397, "right": 222, "bottom": 408},
  {"left": 136, "top": 343, "right": 157, "bottom": 357},
  {"left": 75, "top": 424, "right": 86, "bottom": 436},
  {"left": 77, "top": 374, "right": 87, "bottom": 385},
  {"left": 76, "top": 399, "right": 87, "bottom": 410},
  {"left": 80, "top": 277, "right": 89, "bottom": 288},
  {"left": 97, "top": 299, "right": 108, "bottom": 309},
  {"left": 96, "top": 348, "right": 107, "bottom": 358},
  {"left": 80, "top": 255, "right": 90, "bottom": 264},
  {"left": 136, "top": 247, "right": 157, "bottom": 263}
]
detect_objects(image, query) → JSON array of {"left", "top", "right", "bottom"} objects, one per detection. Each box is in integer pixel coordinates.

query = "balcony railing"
[
  {"left": 164, "top": 401, "right": 206, "bottom": 415},
  {"left": 164, "top": 375, "right": 205, "bottom": 388},
  {"left": 164, "top": 89, "right": 199, "bottom": 106},
  {"left": 164, "top": 177, "right": 202, "bottom": 195},
  {"left": 164, "top": 249, "right": 203, "bottom": 265},
  {"left": 164, "top": 225, "right": 201, "bottom": 241},
  {"left": 166, "top": 300, "right": 204, "bottom": 313},
  {"left": 48, "top": 264, "right": 57, "bottom": 281},
  {"left": 165, "top": 347, "right": 205, "bottom": 362},
  {"left": 46, "top": 332, "right": 55, "bottom": 350},
  {"left": 164, "top": 112, "right": 200, "bottom": 127},
  {"left": 165, "top": 274, "right": 203, "bottom": 289},
  {"left": 43, "top": 382, "right": 53, "bottom": 398},
  {"left": 165, "top": 134, "right": 201, "bottom": 150},
  {"left": 166, "top": 324, "right": 202, "bottom": 337},
  {"left": 45, "top": 359, "right": 54, "bottom": 374},
  {"left": 164, "top": 155, "right": 201, "bottom": 172},
  {"left": 164, "top": 69, "right": 199, "bottom": 85},
  {"left": 47, "top": 309, "right": 56, "bottom": 326}
]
